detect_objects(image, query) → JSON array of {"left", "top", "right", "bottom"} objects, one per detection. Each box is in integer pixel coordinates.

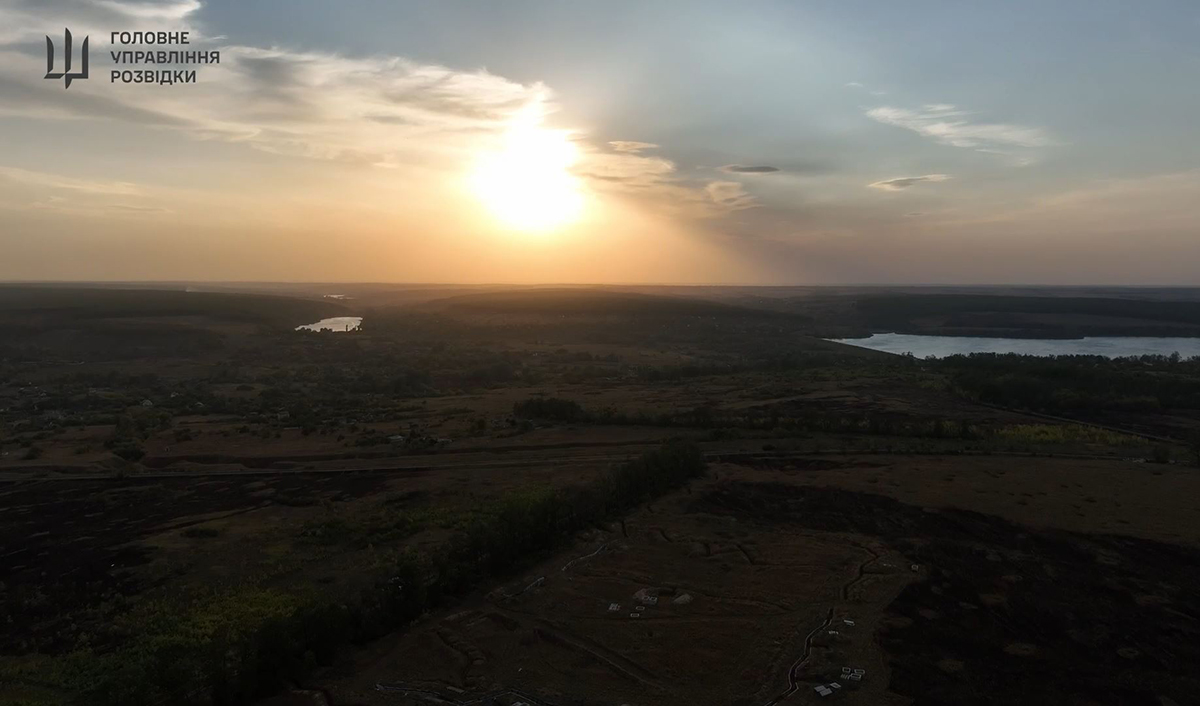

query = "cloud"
[
  {"left": 0, "top": 164, "right": 173, "bottom": 217},
  {"left": 0, "top": 0, "right": 199, "bottom": 44},
  {"left": 608, "top": 141, "right": 657, "bottom": 153},
  {"left": 179, "top": 46, "right": 554, "bottom": 164},
  {"left": 705, "top": 181, "right": 756, "bottom": 211},
  {"left": 866, "top": 103, "right": 1053, "bottom": 153},
  {"left": 581, "top": 142, "right": 763, "bottom": 216},
  {"left": 845, "top": 82, "right": 864, "bottom": 88},
  {"left": 0, "top": 166, "right": 144, "bottom": 196},
  {"left": 580, "top": 148, "right": 758, "bottom": 217},
  {"left": 720, "top": 165, "right": 780, "bottom": 174},
  {"left": 94, "top": 0, "right": 201, "bottom": 20},
  {"left": 0, "top": 75, "right": 194, "bottom": 126},
  {"left": 579, "top": 149, "right": 677, "bottom": 188},
  {"left": 0, "top": 1, "right": 552, "bottom": 165},
  {"left": 868, "top": 174, "right": 951, "bottom": 191},
  {"left": 1, "top": 0, "right": 757, "bottom": 221}
]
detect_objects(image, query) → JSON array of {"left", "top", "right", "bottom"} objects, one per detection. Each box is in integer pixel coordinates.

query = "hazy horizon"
[
  {"left": 3, "top": 1, "right": 1200, "bottom": 285},
  {"left": 7, "top": 280, "right": 1200, "bottom": 289}
]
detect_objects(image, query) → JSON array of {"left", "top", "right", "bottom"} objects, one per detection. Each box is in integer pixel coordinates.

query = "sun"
[{"left": 470, "top": 117, "right": 584, "bottom": 233}]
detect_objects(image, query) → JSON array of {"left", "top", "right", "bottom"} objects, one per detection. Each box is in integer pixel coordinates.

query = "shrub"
[{"left": 111, "top": 443, "right": 144, "bottom": 462}]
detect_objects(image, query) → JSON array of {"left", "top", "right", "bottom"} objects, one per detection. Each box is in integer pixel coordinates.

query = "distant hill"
[
  {"left": 852, "top": 294, "right": 1200, "bottom": 338},
  {"left": 0, "top": 286, "right": 347, "bottom": 359},
  {"left": 422, "top": 287, "right": 789, "bottom": 319},
  {"left": 0, "top": 285, "right": 344, "bottom": 326}
]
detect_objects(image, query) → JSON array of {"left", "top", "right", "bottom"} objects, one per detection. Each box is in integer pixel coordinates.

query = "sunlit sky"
[{"left": 2, "top": 0, "right": 1199, "bottom": 284}]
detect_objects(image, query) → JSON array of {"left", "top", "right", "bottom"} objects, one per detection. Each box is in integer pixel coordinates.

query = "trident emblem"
[{"left": 45, "top": 28, "right": 89, "bottom": 89}]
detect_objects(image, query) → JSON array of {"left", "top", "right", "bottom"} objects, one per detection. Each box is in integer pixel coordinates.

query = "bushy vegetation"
[
  {"left": 516, "top": 396, "right": 1165, "bottom": 457},
  {"left": 939, "top": 353, "right": 1200, "bottom": 414},
  {"left": 521, "top": 395, "right": 983, "bottom": 441},
  {"left": 44, "top": 443, "right": 705, "bottom": 706},
  {"left": 635, "top": 353, "right": 871, "bottom": 383}
]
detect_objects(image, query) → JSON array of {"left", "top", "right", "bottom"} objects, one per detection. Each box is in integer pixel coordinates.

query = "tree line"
[{"left": 76, "top": 442, "right": 706, "bottom": 705}]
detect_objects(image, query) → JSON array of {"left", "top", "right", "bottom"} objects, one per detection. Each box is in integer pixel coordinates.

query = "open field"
[
  {"left": 311, "top": 454, "right": 1200, "bottom": 706},
  {"left": 2, "top": 284, "right": 1199, "bottom": 706},
  {"left": 318, "top": 464, "right": 911, "bottom": 706}
]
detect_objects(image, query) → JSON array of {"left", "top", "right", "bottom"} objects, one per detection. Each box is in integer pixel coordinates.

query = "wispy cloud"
[
  {"left": 705, "top": 181, "right": 756, "bottom": 211},
  {"left": 868, "top": 174, "right": 951, "bottom": 191},
  {"left": 0, "top": 166, "right": 144, "bottom": 196},
  {"left": 0, "top": 164, "right": 173, "bottom": 217},
  {"left": 94, "top": 0, "right": 200, "bottom": 20},
  {"left": 0, "top": 0, "right": 199, "bottom": 43},
  {"left": 720, "top": 165, "right": 780, "bottom": 174},
  {"left": 608, "top": 141, "right": 657, "bottom": 154},
  {"left": 581, "top": 146, "right": 759, "bottom": 217},
  {"left": 866, "top": 103, "right": 1053, "bottom": 153},
  {"left": 845, "top": 81, "right": 886, "bottom": 97}
]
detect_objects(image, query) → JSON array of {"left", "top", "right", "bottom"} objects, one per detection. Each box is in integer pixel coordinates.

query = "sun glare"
[{"left": 470, "top": 117, "right": 585, "bottom": 233}]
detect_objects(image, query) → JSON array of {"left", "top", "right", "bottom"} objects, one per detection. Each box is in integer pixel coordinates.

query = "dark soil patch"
[
  {"left": 0, "top": 472, "right": 392, "bottom": 652},
  {"left": 691, "top": 482, "right": 1200, "bottom": 706}
]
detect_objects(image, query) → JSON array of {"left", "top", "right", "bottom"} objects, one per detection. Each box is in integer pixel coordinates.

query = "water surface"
[
  {"left": 830, "top": 333, "right": 1200, "bottom": 359},
  {"left": 296, "top": 316, "right": 362, "bottom": 333}
]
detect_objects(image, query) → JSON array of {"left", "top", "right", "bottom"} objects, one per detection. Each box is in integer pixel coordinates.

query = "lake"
[
  {"left": 829, "top": 333, "right": 1200, "bottom": 359},
  {"left": 296, "top": 316, "right": 363, "bottom": 333}
]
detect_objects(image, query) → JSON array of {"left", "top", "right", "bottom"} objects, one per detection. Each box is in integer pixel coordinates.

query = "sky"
[{"left": 1, "top": 0, "right": 1199, "bottom": 284}]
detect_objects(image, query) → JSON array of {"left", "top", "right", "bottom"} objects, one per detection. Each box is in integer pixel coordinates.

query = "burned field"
[
  {"left": 316, "top": 460, "right": 915, "bottom": 706},
  {"left": 696, "top": 480, "right": 1200, "bottom": 706},
  {"left": 1, "top": 473, "right": 394, "bottom": 654},
  {"left": 313, "top": 460, "right": 1200, "bottom": 706}
]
